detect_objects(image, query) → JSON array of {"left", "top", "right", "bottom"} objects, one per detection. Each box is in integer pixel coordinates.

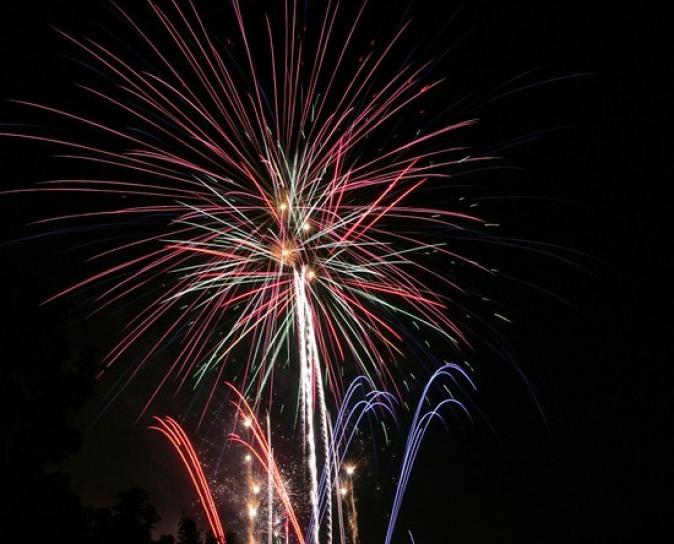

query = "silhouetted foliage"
[
  {"left": 1, "top": 274, "right": 94, "bottom": 541},
  {"left": 106, "top": 487, "right": 160, "bottom": 544},
  {"left": 87, "top": 504, "right": 114, "bottom": 543},
  {"left": 177, "top": 513, "right": 202, "bottom": 544},
  {"left": 0, "top": 275, "right": 174, "bottom": 543},
  {"left": 204, "top": 532, "right": 219, "bottom": 544}
]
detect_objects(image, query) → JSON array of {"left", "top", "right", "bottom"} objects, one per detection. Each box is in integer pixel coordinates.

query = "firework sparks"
[
  {"left": 226, "top": 384, "right": 305, "bottom": 543},
  {"left": 2, "top": 0, "right": 486, "bottom": 413},
  {"left": 4, "top": 1, "right": 497, "bottom": 542},
  {"left": 153, "top": 371, "right": 470, "bottom": 543}
]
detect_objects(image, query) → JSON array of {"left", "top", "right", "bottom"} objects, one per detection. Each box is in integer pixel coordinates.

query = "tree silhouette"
[
  {"left": 1, "top": 272, "right": 94, "bottom": 542},
  {"left": 225, "top": 532, "right": 239, "bottom": 544},
  {"left": 87, "top": 504, "right": 113, "bottom": 542},
  {"left": 177, "top": 513, "right": 202, "bottom": 544},
  {"left": 0, "top": 273, "right": 184, "bottom": 543},
  {"left": 204, "top": 532, "right": 219, "bottom": 544},
  {"left": 107, "top": 487, "right": 160, "bottom": 544}
]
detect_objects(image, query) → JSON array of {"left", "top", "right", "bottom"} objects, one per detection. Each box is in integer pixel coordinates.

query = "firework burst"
[
  {"left": 2, "top": 0, "right": 487, "bottom": 412},
  {"left": 3, "top": 1, "right": 497, "bottom": 542}
]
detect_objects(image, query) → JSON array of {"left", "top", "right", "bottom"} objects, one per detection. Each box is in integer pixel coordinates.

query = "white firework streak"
[
  {"left": 294, "top": 264, "right": 334, "bottom": 544},
  {"left": 295, "top": 266, "right": 321, "bottom": 544}
]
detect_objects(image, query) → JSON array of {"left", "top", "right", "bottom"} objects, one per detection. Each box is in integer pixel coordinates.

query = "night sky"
[{"left": 1, "top": 1, "right": 672, "bottom": 542}]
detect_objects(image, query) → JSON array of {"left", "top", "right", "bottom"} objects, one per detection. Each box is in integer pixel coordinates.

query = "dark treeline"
[
  {"left": 0, "top": 274, "right": 238, "bottom": 544},
  {"left": 57, "top": 486, "right": 236, "bottom": 544}
]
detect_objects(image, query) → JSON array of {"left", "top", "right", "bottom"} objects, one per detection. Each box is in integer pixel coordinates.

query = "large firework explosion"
[{"left": 3, "top": 1, "right": 504, "bottom": 542}]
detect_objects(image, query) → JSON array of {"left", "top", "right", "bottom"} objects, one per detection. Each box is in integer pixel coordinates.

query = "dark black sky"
[{"left": 1, "top": 1, "right": 672, "bottom": 542}]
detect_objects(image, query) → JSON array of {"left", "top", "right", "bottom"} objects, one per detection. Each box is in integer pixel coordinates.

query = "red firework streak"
[
  {"left": 225, "top": 383, "right": 305, "bottom": 544},
  {"left": 151, "top": 399, "right": 304, "bottom": 543},
  {"left": 150, "top": 416, "right": 227, "bottom": 543}
]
